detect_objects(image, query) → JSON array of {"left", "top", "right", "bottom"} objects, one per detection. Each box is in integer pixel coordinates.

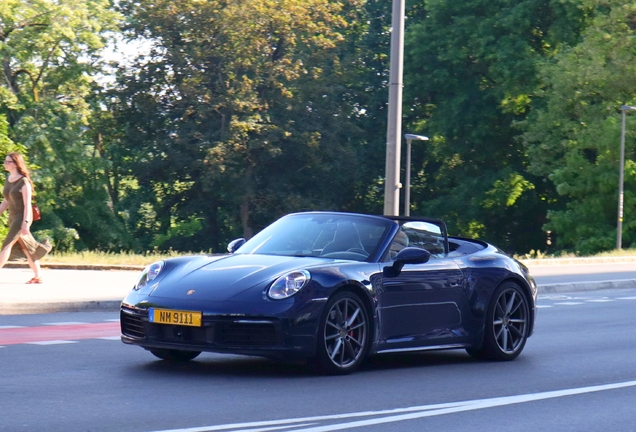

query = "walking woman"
[{"left": 0, "top": 152, "right": 52, "bottom": 283}]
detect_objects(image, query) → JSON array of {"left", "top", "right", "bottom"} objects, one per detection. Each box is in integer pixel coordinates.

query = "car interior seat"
[
  {"left": 389, "top": 230, "right": 409, "bottom": 259},
  {"left": 321, "top": 221, "right": 365, "bottom": 255}
]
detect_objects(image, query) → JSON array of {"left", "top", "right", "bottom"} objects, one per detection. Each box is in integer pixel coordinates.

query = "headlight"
[
  {"left": 268, "top": 270, "right": 311, "bottom": 300},
  {"left": 135, "top": 261, "right": 165, "bottom": 290}
]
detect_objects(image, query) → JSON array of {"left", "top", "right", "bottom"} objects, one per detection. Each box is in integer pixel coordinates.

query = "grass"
[
  {"left": 40, "top": 247, "right": 636, "bottom": 266},
  {"left": 517, "top": 248, "right": 636, "bottom": 260},
  {"left": 40, "top": 250, "right": 209, "bottom": 266}
]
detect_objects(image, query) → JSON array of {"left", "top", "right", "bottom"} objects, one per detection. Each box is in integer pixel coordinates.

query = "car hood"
[{"left": 149, "top": 254, "right": 330, "bottom": 302}]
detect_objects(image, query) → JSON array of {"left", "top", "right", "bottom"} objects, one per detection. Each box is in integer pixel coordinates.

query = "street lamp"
[
  {"left": 404, "top": 133, "right": 429, "bottom": 216},
  {"left": 618, "top": 105, "right": 636, "bottom": 249},
  {"left": 383, "top": 0, "right": 406, "bottom": 216}
]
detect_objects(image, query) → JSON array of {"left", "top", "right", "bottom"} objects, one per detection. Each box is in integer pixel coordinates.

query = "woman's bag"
[{"left": 32, "top": 203, "right": 41, "bottom": 221}]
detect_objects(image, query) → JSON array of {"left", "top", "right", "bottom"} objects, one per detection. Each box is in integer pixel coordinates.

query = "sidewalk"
[
  {"left": 1, "top": 257, "right": 636, "bottom": 315},
  {"left": 0, "top": 267, "right": 137, "bottom": 315}
]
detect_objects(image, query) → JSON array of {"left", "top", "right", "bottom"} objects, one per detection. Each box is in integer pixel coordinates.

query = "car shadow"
[
  {"left": 135, "top": 354, "right": 315, "bottom": 378},
  {"left": 360, "top": 350, "right": 476, "bottom": 372},
  {"left": 129, "top": 349, "right": 486, "bottom": 378}
]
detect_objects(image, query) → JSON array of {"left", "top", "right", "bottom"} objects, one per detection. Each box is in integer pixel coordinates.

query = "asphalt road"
[{"left": 1, "top": 288, "right": 636, "bottom": 431}]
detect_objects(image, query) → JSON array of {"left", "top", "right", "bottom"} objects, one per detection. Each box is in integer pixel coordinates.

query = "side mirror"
[
  {"left": 227, "top": 238, "right": 246, "bottom": 253},
  {"left": 383, "top": 247, "right": 431, "bottom": 278}
]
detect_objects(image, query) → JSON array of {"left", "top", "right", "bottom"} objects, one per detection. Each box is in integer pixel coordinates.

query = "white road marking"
[
  {"left": 43, "top": 322, "right": 87, "bottom": 326},
  {"left": 148, "top": 380, "right": 636, "bottom": 432},
  {"left": 553, "top": 302, "right": 584, "bottom": 305},
  {"left": 0, "top": 325, "right": 25, "bottom": 329},
  {"left": 586, "top": 299, "right": 614, "bottom": 303},
  {"left": 97, "top": 336, "right": 121, "bottom": 341},
  {"left": 536, "top": 305, "right": 552, "bottom": 308},
  {"left": 616, "top": 296, "right": 636, "bottom": 300},
  {"left": 26, "top": 340, "right": 78, "bottom": 345}
]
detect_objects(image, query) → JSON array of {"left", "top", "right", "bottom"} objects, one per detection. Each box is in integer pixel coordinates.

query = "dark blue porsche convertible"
[{"left": 121, "top": 211, "right": 537, "bottom": 374}]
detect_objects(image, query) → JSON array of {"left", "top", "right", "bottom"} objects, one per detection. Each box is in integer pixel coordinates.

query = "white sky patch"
[{"left": 96, "top": 33, "right": 156, "bottom": 85}]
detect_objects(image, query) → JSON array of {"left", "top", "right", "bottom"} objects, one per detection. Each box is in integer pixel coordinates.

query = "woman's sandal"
[{"left": 26, "top": 277, "right": 43, "bottom": 284}]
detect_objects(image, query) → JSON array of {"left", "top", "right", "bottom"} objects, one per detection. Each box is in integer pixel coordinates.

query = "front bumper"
[{"left": 120, "top": 301, "right": 322, "bottom": 360}]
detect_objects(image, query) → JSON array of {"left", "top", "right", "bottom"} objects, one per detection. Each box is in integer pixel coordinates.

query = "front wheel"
[
  {"left": 314, "top": 291, "right": 370, "bottom": 375},
  {"left": 467, "top": 282, "right": 530, "bottom": 361},
  {"left": 150, "top": 349, "right": 201, "bottom": 362}
]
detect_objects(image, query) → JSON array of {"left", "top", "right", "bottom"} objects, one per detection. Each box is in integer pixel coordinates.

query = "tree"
[
  {"left": 1, "top": 0, "right": 126, "bottom": 251},
  {"left": 403, "top": 0, "right": 587, "bottom": 254},
  {"left": 110, "top": 0, "right": 375, "bottom": 251},
  {"left": 523, "top": 0, "right": 636, "bottom": 254}
]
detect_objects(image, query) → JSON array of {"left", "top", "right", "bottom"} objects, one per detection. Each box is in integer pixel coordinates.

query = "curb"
[
  {"left": 521, "top": 256, "right": 636, "bottom": 266},
  {"left": 2, "top": 280, "right": 635, "bottom": 315},
  {"left": 0, "top": 300, "right": 123, "bottom": 315},
  {"left": 5, "top": 262, "right": 144, "bottom": 271},
  {"left": 537, "top": 279, "right": 636, "bottom": 294},
  {"left": 5, "top": 255, "right": 636, "bottom": 271}
]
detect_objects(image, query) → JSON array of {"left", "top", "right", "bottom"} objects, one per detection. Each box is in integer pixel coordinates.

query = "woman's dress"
[{"left": 1, "top": 177, "right": 51, "bottom": 261}]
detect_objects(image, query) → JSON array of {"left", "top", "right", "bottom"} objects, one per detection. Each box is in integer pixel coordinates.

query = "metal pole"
[
  {"left": 618, "top": 108, "right": 626, "bottom": 249},
  {"left": 383, "top": 0, "right": 405, "bottom": 216},
  {"left": 404, "top": 138, "right": 412, "bottom": 216}
]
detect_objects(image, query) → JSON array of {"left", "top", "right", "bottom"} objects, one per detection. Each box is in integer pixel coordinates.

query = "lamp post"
[
  {"left": 404, "top": 133, "right": 429, "bottom": 216},
  {"left": 383, "top": 0, "right": 406, "bottom": 216},
  {"left": 618, "top": 105, "right": 636, "bottom": 249}
]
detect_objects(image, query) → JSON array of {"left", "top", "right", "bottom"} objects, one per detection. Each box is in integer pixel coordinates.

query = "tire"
[
  {"left": 150, "top": 349, "right": 201, "bottom": 362},
  {"left": 314, "top": 291, "right": 370, "bottom": 375},
  {"left": 467, "top": 282, "right": 530, "bottom": 361}
]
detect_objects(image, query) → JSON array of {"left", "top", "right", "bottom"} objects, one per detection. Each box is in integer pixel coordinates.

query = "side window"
[
  {"left": 401, "top": 221, "right": 445, "bottom": 258},
  {"left": 389, "top": 228, "right": 410, "bottom": 259}
]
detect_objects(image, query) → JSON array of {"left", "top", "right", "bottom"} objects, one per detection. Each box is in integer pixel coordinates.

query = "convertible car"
[{"left": 121, "top": 211, "right": 537, "bottom": 374}]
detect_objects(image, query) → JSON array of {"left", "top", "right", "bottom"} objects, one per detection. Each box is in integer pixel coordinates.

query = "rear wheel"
[
  {"left": 150, "top": 349, "right": 201, "bottom": 362},
  {"left": 314, "top": 291, "right": 370, "bottom": 375},
  {"left": 467, "top": 282, "right": 530, "bottom": 361}
]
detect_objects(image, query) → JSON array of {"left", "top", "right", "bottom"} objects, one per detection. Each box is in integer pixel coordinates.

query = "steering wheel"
[{"left": 346, "top": 248, "right": 369, "bottom": 257}]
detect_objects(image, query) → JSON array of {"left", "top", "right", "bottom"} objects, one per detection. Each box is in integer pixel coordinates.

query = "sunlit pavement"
[
  {"left": 0, "top": 267, "right": 136, "bottom": 314},
  {"left": 1, "top": 256, "right": 636, "bottom": 315}
]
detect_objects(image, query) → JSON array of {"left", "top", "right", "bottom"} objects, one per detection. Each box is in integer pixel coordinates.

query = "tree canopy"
[{"left": 2, "top": 0, "right": 636, "bottom": 256}]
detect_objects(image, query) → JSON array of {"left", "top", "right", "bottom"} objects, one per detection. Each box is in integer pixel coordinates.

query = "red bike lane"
[{"left": 0, "top": 322, "right": 120, "bottom": 345}]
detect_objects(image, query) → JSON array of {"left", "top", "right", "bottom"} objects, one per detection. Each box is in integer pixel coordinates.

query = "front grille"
[
  {"left": 121, "top": 307, "right": 281, "bottom": 348},
  {"left": 149, "top": 324, "right": 214, "bottom": 344},
  {"left": 121, "top": 310, "right": 146, "bottom": 339},
  {"left": 215, "top": 322, "right": 279, "bottom": 346}
]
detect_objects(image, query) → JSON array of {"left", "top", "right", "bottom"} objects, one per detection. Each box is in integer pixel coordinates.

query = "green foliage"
[
  {"left": 0, "top": 113, "right": 26, "bottom": 240},
  {"left": 108, "top": 0, "right": 379, "bottom": 251},
  {"left": 523, "top": 0, "right": 636, "bottom": 254},
  {"left": 402, "top": 0, "right": 588, "bottom": 253},
  {"left": 3, "top": 0, "right": 633, "bottom": 257},
  {"left": 0, "top": 0, "right": 128, "bottom": 251},
  {"left": 34, "top": 227, "right": 78, "bottom": 252}
]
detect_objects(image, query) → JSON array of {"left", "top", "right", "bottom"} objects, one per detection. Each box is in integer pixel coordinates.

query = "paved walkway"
[
  {"left": 0, "top": 267, "right": 137, "bottom": 314},
  {"left": 1, "top": 257, "right": 636, "bottom": 315}
]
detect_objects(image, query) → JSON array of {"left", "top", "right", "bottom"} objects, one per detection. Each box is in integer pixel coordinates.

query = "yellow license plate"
[{"left": 149, "top": 308, "right": 202, "bottom": 327}]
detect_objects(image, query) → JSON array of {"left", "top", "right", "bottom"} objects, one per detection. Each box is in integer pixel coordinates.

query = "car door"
[
  {"left": 377, "top": 221, "right": 469, "bottom": 351},
  {"left": 378, "top": 257, "right": 467, "bottom": 349}
]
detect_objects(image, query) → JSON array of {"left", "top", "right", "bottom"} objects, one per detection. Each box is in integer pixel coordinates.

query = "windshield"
[{"left": 235, "top": 213, "right": 392, "bottom": 262}]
